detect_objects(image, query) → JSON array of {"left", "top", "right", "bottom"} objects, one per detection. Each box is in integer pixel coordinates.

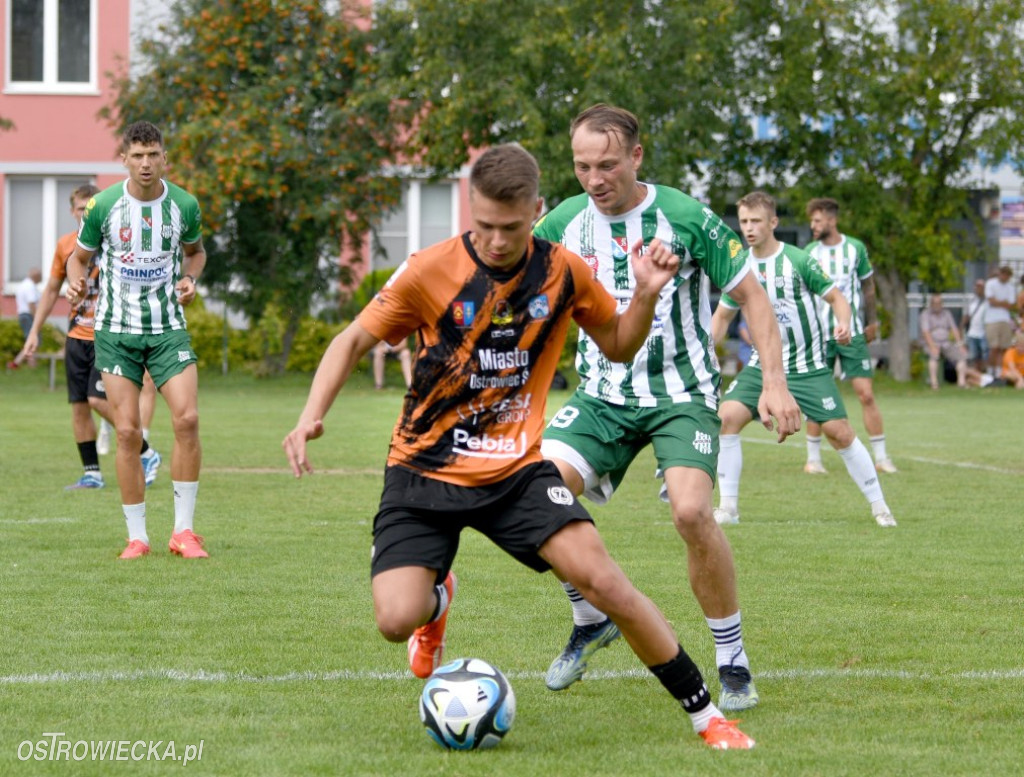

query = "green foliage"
[
  {"left": 0, "top": 319, "right": 64, "bottom": 362},
  {"left": 104, "top": 0, "right": 406, "bottom": 371},
  {"left": 338, "top": 267, "right": 398, "bottom": 321},
  {"left": 373, "top": 0, "right": 744, "bottom": 207}
]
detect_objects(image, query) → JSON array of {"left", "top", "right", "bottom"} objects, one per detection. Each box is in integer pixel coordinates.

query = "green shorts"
[
  {"left": 94, "top": 329, "right": 197, "bottom": 388},
  {"left": 541, "top": 390, "right": 720, "bottom": 503},
  {"left": 826, "top": 334, "right": 874, "bottom": 379},
  {"left": 723, "top": 367, "right": 847, "bottom": 424}
]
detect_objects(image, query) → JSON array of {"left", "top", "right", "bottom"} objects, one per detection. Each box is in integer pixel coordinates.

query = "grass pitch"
[{"left": 1, "top": 365, "right": 1021, "bottom": 776}]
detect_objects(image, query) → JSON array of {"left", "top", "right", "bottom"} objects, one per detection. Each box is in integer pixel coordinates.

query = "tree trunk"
[{"left": 873, "top": 268, "right": 911, "bottom": 381}]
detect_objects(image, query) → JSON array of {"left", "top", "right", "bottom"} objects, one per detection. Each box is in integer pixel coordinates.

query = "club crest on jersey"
[
  {"left": 492, "top": 299, "right": 514, "bottom": 325},
  {"left": 582, "top": 254, "right": 599, "bottom": 276},
  {"left": 775, "top": 276, "right": 785, "bottom": 288},
  {"left": 119, "top": 227, "right": 132, "bottom": 243},
  {"left": 161, "top": 225, "right": 173, "bottom": 239},
  {"left": 452, "top": 301, "right": 475, "bottom": 328},
  {"left": 142, "top": 215, "right": 153, "bottom": 230},
  {"left": 528, "top": 295, "right": 550, "bottom": 320}
]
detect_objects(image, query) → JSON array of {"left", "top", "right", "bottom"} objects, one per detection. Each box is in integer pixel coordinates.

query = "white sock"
[
  {"left": 124, "top": 502, "right": 148, "bottom": 544},
  {"left": 690, "top": 701, "right": 724, "bottom": 733},
  {"left": 717, "top": 434, "right": 742, "bottom": 513},
  {"left": 142, "top": 428, "right": 150, "bottom": 442},
  {"left": 869, "top": 435, "right": 888, "bottom": 463},
  {"left": 707, "top": 613, "right": 749, "bottom": 671},
  {"left": 837, "top": 438, "right": 885, "bottom": 504},
  {"left": 563, "top": 582, "right": 608, "bottom": 626},
  {"left": 172, "top": 481, "right": 199, "bottom": 534},
  {"left": 806, "top": 434, "right": 823, "bottom": 464}
]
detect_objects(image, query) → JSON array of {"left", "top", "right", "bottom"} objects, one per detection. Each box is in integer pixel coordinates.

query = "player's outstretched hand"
[
  {"left": 283, "top": 420, "right": 325, "bottom": 478},
  {"left": 66, "top": 277, "right": 86, "bottom": 307},
  {"left": 834, "top": 323, "right": 852, "bottom": 346},
  {"left": 757, "top": 380, "right": 802, "bottom": 443}
]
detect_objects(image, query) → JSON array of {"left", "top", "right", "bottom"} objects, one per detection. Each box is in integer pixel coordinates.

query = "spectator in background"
[
  {"left": 963, "top": 279, "right": 989, "bottom": 373},
  {"left": 1002, "top": 331, "right": 1024, "bottom": 389},
  {"left": 1017, "top": 273, "right": 1024, "bottom": 329},
  {"left": 983, "top": 266, "right": 1017, "bottom": 377},
  {"left": 919, "top": 294, "right": 968, "bottom": 389},
  {"left": 372, "top": 337, "right": 412, "bottom": 390},
  {"left": 9, "top": 268, "right": 42, "bottom": 368}
]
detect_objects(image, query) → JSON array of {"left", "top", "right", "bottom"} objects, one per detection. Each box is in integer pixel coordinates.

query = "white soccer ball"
[{"left": 419, "top": 657, "right": 516, "bottom": 750}]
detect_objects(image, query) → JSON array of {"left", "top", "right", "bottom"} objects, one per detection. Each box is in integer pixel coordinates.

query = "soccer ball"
[{"left": 419, "top": 658, "right": 516, "bottom": 750}]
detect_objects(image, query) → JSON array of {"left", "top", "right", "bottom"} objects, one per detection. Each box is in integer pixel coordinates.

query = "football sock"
[
  {"left": 717, "top": 434, "right": 742, "bottom": 512},
  {"left": 707, "top": 613, "right": 750, "bottom": 671},
  {"left": 142, "top": 428, "right": 150, "bottom": 442},
  {"left": 838, "top": 438, "right": 884, "bottom": 503},
  {"left": 806, "top": 434, "right": 823, "bottom": 464},
  {"left": 123, "top": 502, "right": 148, "bottom": 544},
  {"left": 172, "top": 481, "right": 199, "bottom": 533},
  {"left": 869, "top": 434, "right": 888, "bottom": 463},
  {"left": 563, "top": 582, "right": 608, "bottom": 627},
  {"left": 77, "top": 441, "right": 100, "bottom": 471},
  {"left": 427, "top": 578, "right": 451, "bottom": 623},
  {"left": 649, "top": 646, "right": 719, "bottom": 732},
  {"left": 140, "top": 439, "right": 151, "bottom": 456}
]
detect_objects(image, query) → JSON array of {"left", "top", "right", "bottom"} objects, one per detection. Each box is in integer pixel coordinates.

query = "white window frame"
[
  {"left": 3, "top": 176, "right": 90, "bottom": 291},
  {"left": 5, "top": 0, "right": 98, "bottom": 95},
  {"left": 372, "top": 180, "right": 459, "bottom": 271}
]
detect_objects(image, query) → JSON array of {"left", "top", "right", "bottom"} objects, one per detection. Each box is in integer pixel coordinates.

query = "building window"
[
  {"left": 8, "top": 0, "right": 94, "bottom": 92},
  {"left": 372, "top": 181, "right": 458, "bottom": 271},
  {"left": 5, "top": 177, "right": 89, "bottom": 288}
]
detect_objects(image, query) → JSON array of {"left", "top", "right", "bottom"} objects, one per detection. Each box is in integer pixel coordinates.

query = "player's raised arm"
[
  {"left": 283, "top": 321, "right": 379, "bottom": 477},
  {"left": 584, "top": 237, "right": 678, "bottom": 362}
]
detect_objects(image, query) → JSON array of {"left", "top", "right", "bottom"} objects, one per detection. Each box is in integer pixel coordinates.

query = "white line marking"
[
  {"left": 743, "top": 437, "right": 1024, "bottom": 474},
  {"left": 0, "top": 517, "right": 79, "bottom": 525},
  {"left": 1, "top": 667, "right": 1021, "bottom": 685}
]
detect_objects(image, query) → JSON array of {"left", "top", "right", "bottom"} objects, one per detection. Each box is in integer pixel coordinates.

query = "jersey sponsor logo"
[
  {"left": 611, "top": 236, "right": 629, "bottom": 258},
  {"left": 528, "top": 295, "right": 550, "bottom": 320},
  {"left": 469, "top": 372, "right": 526, "bottom": 390},
  {"left": 729, "top": 239, "right": 743, "bottom": 258},
  {"left": 478, "top": 347, "right": 529, "bottom": 371},
  {"left": 122, "top": 253, "right": 136, "bottom": 264},
  {"left": 119, "top": 227, "right": 132, "bottom": 243},
  {"left": 119, "top": 265, "right": 170, "bottom": 282},
  {"left": 457, "top": 393, "right": 533, "bottom": 425},
  {"left": 692, "top": 431, "right": 713, "bottom": 456},
  {"left": 582, "top": 254, "right": 599, "bottom": 275},
  {"left": 142, "top": 215, "right": 153, "bottom": 230},
  {"left": 492, "top": 299, "right": 514, "bottom": 325},
  {"left": 547, "top": 486, "right": 574, "bottom": 506},
  {"left": 452, "top": 301, "right": 475, "bottom": 328},
  {"left": 452, "top": 429, "right": 528, "bottom": 459},
  {"left": 772, "top": 301, "right": 791, "bottom": 324},
  {"left": 822, "top": 396, "right": 837, "bottom": 411}
]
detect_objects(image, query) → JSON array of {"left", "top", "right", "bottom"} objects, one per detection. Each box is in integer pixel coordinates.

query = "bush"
[{"left": 0, "top": 318, "right": 64, "bottom": 362}]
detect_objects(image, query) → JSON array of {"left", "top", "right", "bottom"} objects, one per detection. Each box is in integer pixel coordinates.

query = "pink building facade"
[{"left": 2, "top": 1, "right": 470, "bottom": 325}]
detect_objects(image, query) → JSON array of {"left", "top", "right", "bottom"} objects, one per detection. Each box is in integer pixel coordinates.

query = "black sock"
[
  {"left": 649, "top": 645, "right": 711, "bottom": 713},
  {"left": 140, "top": 439, "right": 150, "bottom": 455},
  {"left": 77, "top": 441, "right": 100, "bottom": 471}
]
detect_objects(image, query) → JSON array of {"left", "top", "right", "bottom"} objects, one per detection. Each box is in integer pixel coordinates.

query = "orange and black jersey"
[{"left": 358, "top": 232, "right": 616, "bottom": 487}]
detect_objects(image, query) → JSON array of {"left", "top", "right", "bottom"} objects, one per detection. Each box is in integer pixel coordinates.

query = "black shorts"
[
  {"left": 371, "top": 461, "right": 593, "bottom": 583},
  {"left": 64, "top": 337, "right": 107, "bottom": 404}
]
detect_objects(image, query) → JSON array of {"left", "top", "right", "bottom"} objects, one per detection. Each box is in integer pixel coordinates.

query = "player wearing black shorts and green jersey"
[
  {"left": 535, "top": 105, "right": 801, "bottom": 711},
  {"left": 802, "top": 197, "right": 895, "bottom": 474},
  {"left": 712, "top": 192, "right": 896, "bottom": 529},
  {"left": 66, "top": 121, "right": 208, "bottom": 561}
]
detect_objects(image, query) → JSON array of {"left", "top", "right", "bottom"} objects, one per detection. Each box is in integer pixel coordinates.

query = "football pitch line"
[
  {"left": 3, "top": 667, "right": 1023, "bottom": 685},
  {"left": 742, "top": 437, "right": 1024, "bottom": 474}
]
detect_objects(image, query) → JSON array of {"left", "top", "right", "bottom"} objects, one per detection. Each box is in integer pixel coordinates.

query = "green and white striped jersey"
[
  {"left": 720, "top": 242, "right": 835, "bottom": 374},
  {"left": 534, "top": 184, "right": 747, "bottom": 408},
  {"left": 78, "top": 179, "right": 202, "bottom": 335},
  {"left": 804, "top": 234, "right": 872, "bottom": 338}
]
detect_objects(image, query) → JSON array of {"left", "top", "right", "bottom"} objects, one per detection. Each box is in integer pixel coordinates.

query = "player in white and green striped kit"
[
  {"left": 711, "top": 192, "right": 896, "bottom": 529},
  {"left": 66, "top": 121, "right": 209, "bottom": 561},
  {"left": 536, "top": 105, "right": 801, "bottom": 713},
  {"left": 802, "top": 197, "right": 896, "bottom": 475}
]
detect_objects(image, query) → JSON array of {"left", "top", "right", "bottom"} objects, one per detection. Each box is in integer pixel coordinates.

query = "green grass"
[{"left": 1, "top": 365, "right": 1022, "bottom": 776}]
